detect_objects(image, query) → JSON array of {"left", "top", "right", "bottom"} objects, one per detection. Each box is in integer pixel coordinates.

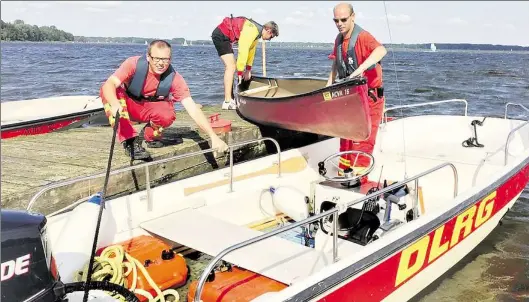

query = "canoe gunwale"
[{"left": 235, "top": 75, "right": 368, "bottom": 103}]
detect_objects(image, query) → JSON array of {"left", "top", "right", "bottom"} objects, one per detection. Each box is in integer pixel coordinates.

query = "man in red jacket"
[
  {"left": 100, "top": 40, "right": 228, "bottom": 160},
  {"left": 327, "top": 2, "right": 387, "bottom": 176},
  {"left": 212, "top": 16, "right": 279, "bottom": 110}
]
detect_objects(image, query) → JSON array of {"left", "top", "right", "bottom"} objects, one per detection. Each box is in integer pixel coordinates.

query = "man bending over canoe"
[
  {"left": 100, "top": 40, "right": 228, "bottom": 160},
  {"left": 327, "top": 2, "right": 387, "bottom": 176},
  {"left": 212, "top": 16, "right": 279, "bottom": 110}
]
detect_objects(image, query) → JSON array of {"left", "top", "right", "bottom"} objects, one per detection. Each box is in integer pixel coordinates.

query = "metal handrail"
[
  {"left": 193, "top": 161, "right": 458, "bottom": 302},
  {"left": 504, "top": 120, "right": 529, "bottom": 165},
  {"left": 26, "top": 137, "right": 281, "bottom": 212},
  {"left": 383, "top": 99, "right": 468, "bottom": 123},
  {"left": 504, "top": 102, "right": 529, "bottom": 119}
]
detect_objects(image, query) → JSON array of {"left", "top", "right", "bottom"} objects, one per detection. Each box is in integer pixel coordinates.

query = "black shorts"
[{"left": 211, "top": 27, "right": 233, "bottom": 56}]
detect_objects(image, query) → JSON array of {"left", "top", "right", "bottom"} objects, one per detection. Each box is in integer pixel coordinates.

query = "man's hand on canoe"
[{"left": 243, "top": 70, "right": 252, "bottom": 81}]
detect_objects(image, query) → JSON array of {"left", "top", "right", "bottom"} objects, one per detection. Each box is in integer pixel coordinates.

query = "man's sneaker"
[
  {"left": 123, "top": 137, "right": 151, "bottom": 160},
  {"left": 222, "top": 99, "right": 237, "bottom": 110}
]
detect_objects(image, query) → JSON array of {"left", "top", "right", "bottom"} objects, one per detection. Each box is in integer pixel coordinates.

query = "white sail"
[{"left": 430, "top": 43, "right": 437, "bottom": 52}]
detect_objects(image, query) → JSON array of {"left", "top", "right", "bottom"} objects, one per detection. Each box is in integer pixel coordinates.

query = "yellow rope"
[{"left": 74, "top": 245, "right": 180, "bottom": 302}]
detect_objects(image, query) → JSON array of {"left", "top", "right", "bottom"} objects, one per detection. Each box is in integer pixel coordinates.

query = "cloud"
[
  {"left": 27, "top": 2, "right": 51, "bottom": 9},
  {"left": 284, "top": 16, "right": 306, "bottom": 26},
  {"left": 57, "top": 1, "right": 122, "bottom": 7},
  {"left": 502, "top": 23, "right": 516, "bottom": 30},
  {"left": 139, "top": 18, "right": 166, "bottom": 25},
  {"left": 252, "top": 8, "right": 266, "bottom": 15},
  {"left": 384, "top": 13, "right": 412, "bottom": 24},
  {"left": 284, "top": 9, "right": 315, "bottom": 26},
  {"left": 84, "top": 7, "right": 108, "bottom": 13},
  {"left": 446, "top": 17, "right": 468, "bottom": 25},
  {"left": 356, "top": 11, "right": 367, "bottom": 20},
  {"left": 116, "top": 18, "right": 133, "bottom": 24}
]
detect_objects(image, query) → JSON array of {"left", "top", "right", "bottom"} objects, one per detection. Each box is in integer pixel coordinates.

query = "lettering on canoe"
[
  {"left": 394, "top": 191, "right": 497, "bottom": 287},
  {"left": 323, "top": 88, "right": 351, "bottom": 101}
]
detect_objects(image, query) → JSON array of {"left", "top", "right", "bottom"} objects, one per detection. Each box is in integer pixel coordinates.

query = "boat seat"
[{"left": 140, "top": 208, "right": 358, "bottom": 285}]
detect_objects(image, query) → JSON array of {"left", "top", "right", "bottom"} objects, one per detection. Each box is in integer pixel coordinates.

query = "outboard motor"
[
  {"left": 1, "top": 209, "right": 65, "bottom": 302},
  {"left": 1, "top": 209, "right": 138, "bottom": 302}
]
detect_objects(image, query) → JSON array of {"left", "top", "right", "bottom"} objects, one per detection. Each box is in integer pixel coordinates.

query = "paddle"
[
  {"left": 262, "top": 40, "right": 267, "bottom": 76},
  {"left": 183, "top": 156, "right": 308, "bottom": 196},
  {"left": 83, "top": 111, "right": 120, "bottom": 302}
]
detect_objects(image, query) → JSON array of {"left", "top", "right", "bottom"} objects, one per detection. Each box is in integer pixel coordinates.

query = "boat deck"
[{"left": 1, "top": 104, "right": 325, "bottom": 214}]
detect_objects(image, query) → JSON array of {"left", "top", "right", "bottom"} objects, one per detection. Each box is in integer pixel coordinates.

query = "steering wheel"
[{"left": 318, "top": 150, "right": 375, "bottom": 184}]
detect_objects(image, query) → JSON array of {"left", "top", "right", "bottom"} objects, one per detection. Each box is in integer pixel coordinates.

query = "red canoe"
[{"left": 235, "top": 76, "right": 373, "bottom": 141}]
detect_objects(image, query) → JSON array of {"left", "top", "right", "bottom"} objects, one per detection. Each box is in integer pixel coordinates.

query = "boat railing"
[
  {"left": 193, "top": 161, "right": 458, "bottom": 302},
  {"left": 504, "top": 120, "right": 529, "bottom": 165},
  {"left": 383, "top": 99, "right": 468, "bottom": 123},
  {"left": 26, "top": 137, "right": 282, "bottom": 213},
  {"left": 504, "top": 102, "right": 529, "bottom": 119}
]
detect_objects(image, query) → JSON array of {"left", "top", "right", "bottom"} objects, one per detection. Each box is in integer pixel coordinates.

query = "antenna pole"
[{"left": 383, "top": 1, "right": 408, "bottom": 178}]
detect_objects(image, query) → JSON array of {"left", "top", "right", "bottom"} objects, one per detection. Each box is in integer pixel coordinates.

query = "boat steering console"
[{"left": 317, "top": 150, "right": 375, "bottom": 187}]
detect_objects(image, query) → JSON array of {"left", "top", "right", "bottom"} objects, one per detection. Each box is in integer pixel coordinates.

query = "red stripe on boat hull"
[
  {"left": 316, "top": 164, "right": 529, "bottom": 302},
  {"left": 1, "top": 117, "right": 84, "bottom": 139}
]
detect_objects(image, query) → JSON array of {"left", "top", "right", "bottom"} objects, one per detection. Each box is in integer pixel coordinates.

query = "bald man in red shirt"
[
  {"left": 327, "top": 2, "right": 387, "bottom": 175},
  {"left": 100, "top": 40, "right": 228, "bottom": 160}
]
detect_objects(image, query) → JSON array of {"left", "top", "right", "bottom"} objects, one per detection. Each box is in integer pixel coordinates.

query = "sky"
[{"left": 1, "top": 1, "right": 528, "bottom": 46}]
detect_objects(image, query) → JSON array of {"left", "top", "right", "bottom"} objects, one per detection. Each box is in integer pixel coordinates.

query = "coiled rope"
[{"left": 75, "top": 245, "right": 180, "bottom": 302}]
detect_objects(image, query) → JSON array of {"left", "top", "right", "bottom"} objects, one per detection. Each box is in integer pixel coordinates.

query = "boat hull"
[
  {"left": 236, "top": 76, "right": 372, "bottom": 141},
  {"left": 1, "top": 96, "right": 105, "bottom": 139},
  {"left": 284, "top": 162, "right": 529, "bottom": 302}
]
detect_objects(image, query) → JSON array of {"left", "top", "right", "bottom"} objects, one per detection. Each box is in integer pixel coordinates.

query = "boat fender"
[
  {"left": 54, "top": 192, "right": 114, "bottom": 284},
  {"left": 269, "top": 186, "right": 309, "bottom": 222}
]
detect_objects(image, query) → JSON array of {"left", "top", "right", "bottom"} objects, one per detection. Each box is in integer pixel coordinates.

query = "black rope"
[
  {"left": 66, "top": 281, "right": 139, "bottom": 302},
  {"left": 462, "top": 117, "right": 487, "bottom": 148},
  {"left": 82, "top": 111, "right": 120, "bottom": 302}
]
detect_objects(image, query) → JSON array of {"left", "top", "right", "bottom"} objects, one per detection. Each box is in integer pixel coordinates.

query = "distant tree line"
[
  {"left": 1, "top": 19, "right": 74, "bottom": 42},
  {"left": 74, "top": 36, "right": 187, "bottom": 45},
  {"left": 2, "top": 19, "right": 527, "bottom": 51}
]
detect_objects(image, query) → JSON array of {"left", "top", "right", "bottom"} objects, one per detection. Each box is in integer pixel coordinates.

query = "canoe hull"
[{"left": 236, "top": 76, "right": 372, "bottom": 141}]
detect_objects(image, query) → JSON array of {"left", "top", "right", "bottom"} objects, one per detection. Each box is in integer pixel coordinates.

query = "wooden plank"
[
  {"left": 1, "top": 156, "right": 100, "bottom": 182},
  {"left": 1, "top": 139, "right": 112, "bottom": 154},
  {"left": 1, "top": 174, "right": 51, "bottom": 187},
  {"left": 0, "top": 145, "right": 109, "bottom": 168}
]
